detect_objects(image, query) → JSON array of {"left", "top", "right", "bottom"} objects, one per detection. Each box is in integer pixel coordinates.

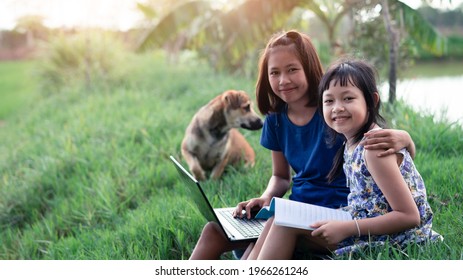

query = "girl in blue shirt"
[
  {"left": 245, "top": 58, "right": 439, "bottom": 259},
  {"left": 189, "top": 30, "right": 414, "bottom": 260}
]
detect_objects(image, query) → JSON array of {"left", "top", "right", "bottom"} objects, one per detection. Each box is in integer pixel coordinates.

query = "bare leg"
[
  {"left": 189, "top": 222, "right": 250, "bottom": 260},
  {"left": 256, "top": 223, "right": 332, "bottom": 260},
  {"left": 240, "top": 243, "right": 254, "bottom": 260},
  {"left": 257, "top": 223, "right": 299, "bottom": 259},
  {"left": 246, "top": 217, "right": 274, "bottom": 259}
]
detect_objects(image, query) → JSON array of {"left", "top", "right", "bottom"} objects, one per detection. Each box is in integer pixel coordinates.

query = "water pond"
[{"left": 381, "top": 75, "right": 463, "bottom": 126}]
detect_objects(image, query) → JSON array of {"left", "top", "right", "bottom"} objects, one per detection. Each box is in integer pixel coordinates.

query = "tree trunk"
[{"left": 382, "top": 0, "right": 399, "bottom": 104}]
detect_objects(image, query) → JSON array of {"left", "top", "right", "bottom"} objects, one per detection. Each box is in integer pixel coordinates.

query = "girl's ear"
[{"left": 373, "top": 92, "right": 380, "bottom": 107}]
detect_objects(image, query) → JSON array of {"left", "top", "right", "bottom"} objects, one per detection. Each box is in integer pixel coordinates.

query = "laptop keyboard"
[{"left": 218, "top": 209, "right": 264, "bottom": 238}]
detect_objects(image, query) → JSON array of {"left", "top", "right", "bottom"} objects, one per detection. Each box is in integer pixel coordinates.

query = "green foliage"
[
  {"left": 136, "top": 0, "right": 451, "bottom": 77},
  {"left": 445, "top": 36, "right": 463, "bottom": 58},
  {"left": 348, "top": 0, "right": 449, "bottom": 78},
  {"left": 418, "top": 5, "right": 463, "bottom": 33},
  {"left": 418, "top": 36, "right": 463, "bottom": 60},
  {"left": 137, "top": 0, "right": 213, "bottom": 51},
  {"left": 394, "top": 1, "right": 447, "bottom": 56},
  {"left": 383, "top": 102, "right": 463, "bottom": 157},
  {"left": 36, "top": 31, "right": 133, "bottom": 95},
  {"left": 137, "top": 0, "right": 307, "bottom": 74},
  {"left": 136, "top": 2, "right": 158, "bottom": 20},
  {"left": 348, "top": 15, "right": 412, "bottom": 77},
  {"left": 0, "top": 55, "right": 462, "bottom": 260}
]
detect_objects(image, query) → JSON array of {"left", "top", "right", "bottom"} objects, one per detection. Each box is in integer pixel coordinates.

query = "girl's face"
[
  {"left": 322, "top": 79, "right": 368, "bottom": 141},
  {"left": 267, "top": 46, "right": 309, "bottom": 107}
]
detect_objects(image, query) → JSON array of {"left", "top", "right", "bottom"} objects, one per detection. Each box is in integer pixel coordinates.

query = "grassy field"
[
  {"left": 0, "top": 60, "right": 39, "bottom": 120},
  {"left": 0, "top": 55, "right": 462, "bottom": 260}
]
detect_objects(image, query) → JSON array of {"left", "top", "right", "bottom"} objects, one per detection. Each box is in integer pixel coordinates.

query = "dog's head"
[{"left": 221, "top": 90, "right": 263, "bottom": 130}]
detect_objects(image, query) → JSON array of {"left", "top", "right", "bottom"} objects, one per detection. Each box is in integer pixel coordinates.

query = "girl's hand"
[
  {"left": 361, "top": 129, "right": 415, "bottom": 158},
  {"left": 234, "top": 197, "right": 271, "bottom": 219},
  {"left": 311, "top": 221, "right": 352, "bottom": 245}
]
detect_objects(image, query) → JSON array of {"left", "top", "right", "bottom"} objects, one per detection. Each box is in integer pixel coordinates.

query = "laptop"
[{"left": 169, "top": 155, "right": 266, "bottom": 242}]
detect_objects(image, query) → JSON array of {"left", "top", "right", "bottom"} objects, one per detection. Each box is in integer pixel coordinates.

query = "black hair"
[{"left": 318, "top": 58, "right": 387, "bottom": 182}]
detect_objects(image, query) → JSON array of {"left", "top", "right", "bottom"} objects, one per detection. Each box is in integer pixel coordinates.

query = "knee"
[
  {"left": 190, "top": 222, "right": 228, "bottom": 260},
  {"left": 199, "top": 222, "right": 224, "bottom": 243}
]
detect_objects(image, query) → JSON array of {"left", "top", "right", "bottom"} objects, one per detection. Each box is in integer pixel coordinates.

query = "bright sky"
[
  {"left": 0, "top": 0, "right": 144, "bottom": 31},
  {"left": 0, "top": 0, "right": 461, "bottom": 31}
]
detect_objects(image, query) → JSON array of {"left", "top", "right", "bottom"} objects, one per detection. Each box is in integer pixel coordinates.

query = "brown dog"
[{"left": 181, "top": 90, "right": 263, "bottom": 181}]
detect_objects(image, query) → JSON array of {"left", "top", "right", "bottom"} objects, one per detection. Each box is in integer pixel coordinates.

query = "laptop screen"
[{"left": 170, "top": 156, "right": 219, "bottom": 223}]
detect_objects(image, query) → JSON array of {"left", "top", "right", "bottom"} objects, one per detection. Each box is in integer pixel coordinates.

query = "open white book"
[{"left": 255, "top": 197, "right": 352, "bottom": 230}]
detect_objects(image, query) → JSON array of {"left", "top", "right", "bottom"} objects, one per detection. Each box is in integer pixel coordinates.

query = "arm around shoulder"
[
  {"left": 362, "top": 129, "right": 416, "bottom": 158},
  {"left": 403, "top": 130, "right": 416, "bottom": 159}
]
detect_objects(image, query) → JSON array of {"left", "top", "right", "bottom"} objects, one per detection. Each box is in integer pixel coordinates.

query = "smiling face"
[
  {"left": 322, "top": 79, "right": 369, "bottom": 141},
  {"left": 267, "top": 45, "right": 309, "bottom": 107}
]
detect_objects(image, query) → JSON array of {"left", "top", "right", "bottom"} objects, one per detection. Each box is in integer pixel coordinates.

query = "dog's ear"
[{"left": 223, "top": 90, "right": 243, "bottom": 110}]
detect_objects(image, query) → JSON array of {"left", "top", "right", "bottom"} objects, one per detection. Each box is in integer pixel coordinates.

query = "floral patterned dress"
[{"left": 335, "top": 136, "right": 442, "bottom": 256}]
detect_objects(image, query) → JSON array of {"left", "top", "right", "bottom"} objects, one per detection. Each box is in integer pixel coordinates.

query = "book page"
[{"left": 273, "top": 197, "right": 352, "bottom": 230}]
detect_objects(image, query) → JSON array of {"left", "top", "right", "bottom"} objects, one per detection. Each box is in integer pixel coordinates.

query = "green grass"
[
  {"left": 0, "top": 54, "right": 462, "bottom": 260},
  {"left": 0, "top": 60, "right": 39, "bottom": 120}
]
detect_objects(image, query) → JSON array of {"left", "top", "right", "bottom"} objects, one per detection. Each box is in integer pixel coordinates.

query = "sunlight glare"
[
  {"left": 1, "top": 0, "right": 462, "bottom": 31},
  {"left": 0, "top": 0, "right": 143, "bottom": 31}
]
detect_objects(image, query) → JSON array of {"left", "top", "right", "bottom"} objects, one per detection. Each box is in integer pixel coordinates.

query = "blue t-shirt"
[{"left": 260, "top": 108, "right": 348, "bottom": 208}]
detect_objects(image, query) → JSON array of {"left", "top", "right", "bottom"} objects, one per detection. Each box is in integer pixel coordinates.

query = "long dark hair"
[
  {"left": 318, "top": 58, "right": 387, "bottom": 182},
  {"left": 256, "top": 30, "right": 323, "bottom": 115}
]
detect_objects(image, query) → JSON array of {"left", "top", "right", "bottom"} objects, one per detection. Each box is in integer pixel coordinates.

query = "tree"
[
  {"left": 136, "top": 0, "right": 313, "bottom": 74},
  {"left": 14, "top": 15, "right": 48, "bottom": 48},
  {"left": 382, "top": 0, "right": 401, "bottom": 104},
  {"left": 136, "top": 0, "right": 446, "bottom": 102},
  {"left": 350, "top": 0, "right": 447, "bottom": 103}
]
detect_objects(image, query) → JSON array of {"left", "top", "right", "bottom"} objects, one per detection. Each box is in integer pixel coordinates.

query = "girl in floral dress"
[
  {"left": 190, "top": 31, "right": 417, "bottom": 260},
  {"left": 246, "top": 58, "right": 441, "bottom": 259}
]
